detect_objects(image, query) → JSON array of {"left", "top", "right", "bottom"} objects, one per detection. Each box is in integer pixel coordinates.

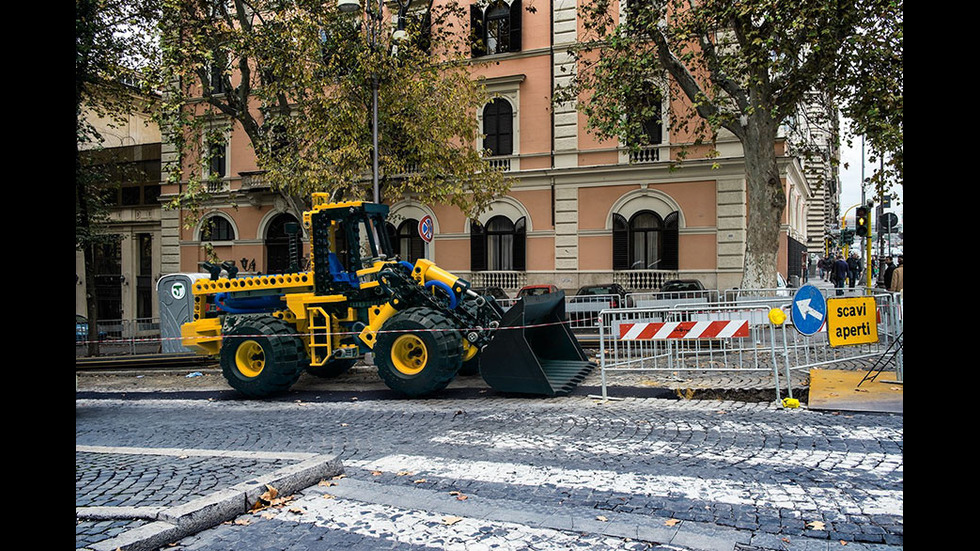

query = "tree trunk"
[{"left": 740, "top": 114, "right": 786, "bottom": 290}]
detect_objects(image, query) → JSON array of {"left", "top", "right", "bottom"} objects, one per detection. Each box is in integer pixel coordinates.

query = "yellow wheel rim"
[
  {"left": 234, "top": 340, "right": 266, "bottom": 378},
  {"left": 391, "top": 334, "right": 427, "bottom": 375},
  {"left": 462, "top": 339, "right": 478, "bottom": 362}
]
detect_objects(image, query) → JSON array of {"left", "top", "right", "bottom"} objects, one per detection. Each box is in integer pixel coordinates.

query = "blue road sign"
[{"left": 791, "top": 284, "right": 827, "bottom": 336}]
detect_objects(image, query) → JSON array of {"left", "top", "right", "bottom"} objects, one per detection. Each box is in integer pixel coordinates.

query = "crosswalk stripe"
[{"left": 349, "top": 454, "right": 902, "bottom": 516}]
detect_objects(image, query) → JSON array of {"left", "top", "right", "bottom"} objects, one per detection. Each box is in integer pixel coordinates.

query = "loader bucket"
[{"left": 480, "top": 290, "right": 595, "bottom": 396}]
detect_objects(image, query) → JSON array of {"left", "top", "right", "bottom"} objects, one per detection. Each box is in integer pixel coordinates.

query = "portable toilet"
[{"left": 157, "top": 273, "right": 210, "bottom": 353}]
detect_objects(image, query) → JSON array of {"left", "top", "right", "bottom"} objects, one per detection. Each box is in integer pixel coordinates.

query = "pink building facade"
[{"left": 159, "top": 0, "right": 815, "bottom": 293}]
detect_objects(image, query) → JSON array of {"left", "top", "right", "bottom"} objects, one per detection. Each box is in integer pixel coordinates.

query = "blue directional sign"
[{"left": 791, "top": 284, "right": 827, "bottom": 336}]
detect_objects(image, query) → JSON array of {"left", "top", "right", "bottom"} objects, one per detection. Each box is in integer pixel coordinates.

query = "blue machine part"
[
  {"left": 215, "top": 292, "right": 284, "bottom": 314},
  {"left": 328, "top": 252, "right": 360, "bottom": 288},
  {"left": 424, "top": 280, "right": 458, "bottom": 310}
]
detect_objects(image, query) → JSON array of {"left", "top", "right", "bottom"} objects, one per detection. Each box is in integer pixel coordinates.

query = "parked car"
[
  {"left": 517, "top": 284, "right": 559, "bottom": 298},
  {"left": 659, "top": 279, "right": 705, "bottom": 293},
  {"left": 472, "top": 286, "right": 510, "bottom": 300},
  {"left": 575, "top": 283, "right": 628, "bottom": 308}
]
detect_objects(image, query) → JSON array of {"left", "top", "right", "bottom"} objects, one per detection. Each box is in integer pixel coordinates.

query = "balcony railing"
[
  {"left": 468, "top": 270, "right": 527, "bottom": 289},
  {"left": 612, "top": 269, "right": 679, "bottom": 290},
  {"left": 205, "top": 178, "right": 229, "bottom": 193},
  {"left": 239, "top": 170, "right": 270, "bottom": 190},
  {"left": 628, "top": 145, "right": 661, "bottom": 164}
]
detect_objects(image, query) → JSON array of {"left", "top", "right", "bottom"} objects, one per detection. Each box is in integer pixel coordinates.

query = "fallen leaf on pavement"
[
  {"left": 806, "top": 521, "right": 826, "bottom": 530},
  {"left": 596, "top": 515, "right": 608, "bottom": 522},
  {"left": 414, "top": 479, "right": 427, "bottom": 484},
  {"left": 665, "top": 519, "right": 680, "bottom": 527},
  {"left": 441, "top": 516, "right": 463, "bottom": 525}
]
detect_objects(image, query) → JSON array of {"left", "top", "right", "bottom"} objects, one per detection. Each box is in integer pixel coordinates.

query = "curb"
[{"left": 78, "top": 453, "right": 344, "bottom": 551}]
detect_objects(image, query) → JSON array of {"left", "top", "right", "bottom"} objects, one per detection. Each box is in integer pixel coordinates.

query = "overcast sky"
[{"left": 836, "top": 123, "right": 903, "bottom": 228}]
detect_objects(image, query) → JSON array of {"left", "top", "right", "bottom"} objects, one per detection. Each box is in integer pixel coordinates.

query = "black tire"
[
  {"left": 220, "top": 316, "right": 307, "bottom": 398},
  {"left": 374, "top": 307, "right": 463, "bottom": 397},
  {"left": 306, "top": 358, "right": 356, "bottom": 378},
  {"left": 458, "top": 298, "right": 482, "bottom": 376}
]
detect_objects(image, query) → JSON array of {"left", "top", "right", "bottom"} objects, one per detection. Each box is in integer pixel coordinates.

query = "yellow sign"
[{"left": 827, "top": 297, "right": 879, "bottom": 347}]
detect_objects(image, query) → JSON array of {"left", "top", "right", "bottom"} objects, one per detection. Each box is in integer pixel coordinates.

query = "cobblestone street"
[{"left": 76, "top": 376, "right": 902, "bottom": 550}]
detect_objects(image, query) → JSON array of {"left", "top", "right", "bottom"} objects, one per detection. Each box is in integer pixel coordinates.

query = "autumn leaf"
[
  {"left": 807, "top": 520, "right": 826, "bottom": 530},
  {"left": 414, "top": 479, "right": 427, "bottom": 484},
  {"left": 596, "top": 515, "right": 608, "bottom": 522},
  {"left": 665, "top": 519, "right": 680, "bottom": 527},
  {"left": 318, "top": 480, "right": 337, "bottom": 487},
  {"left": 371, "top": 471, "right": 383, "bottom": 476},
  {"left": 441, "top": 516, "right": 463, "bottom": 526},
  {"left": 322, "top": 493, "right": 336, "bottom": 499}
]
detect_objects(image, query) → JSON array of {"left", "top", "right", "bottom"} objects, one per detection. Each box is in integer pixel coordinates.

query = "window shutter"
[
  {"left": 663, "top": 212, "right": 679, "bottom": 270},
  {"left": 513, "top": 217, "right": 526, "bottom": 271},
  {"left": 470, "top": 4, "right": 486, "bottom": 57},
  {"left": 470, "top": 220, "right": 487, "bottom": 271},
  {"left": 509, "top": 0, "right": 522, "bottom": 52},
  {"left": 612, "top": 214, "right": 628, "bottom": 270}
]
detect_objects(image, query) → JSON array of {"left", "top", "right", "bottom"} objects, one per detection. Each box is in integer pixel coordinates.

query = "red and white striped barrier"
[{"left": 619, "top": 320, "right": 750, "bottom": 340}]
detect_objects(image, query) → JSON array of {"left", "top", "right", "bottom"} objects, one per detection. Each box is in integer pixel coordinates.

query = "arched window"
[
  {"left": 470, "top": 215, "right": 525, "bottom": 271},
  {"left": 612, "top": 210, "right": 679, "bottom": 271},
  {"left": 470, "top": 0, "right": 523, "bottom": 57},
  {"left": 266, "top": 213, "right": 301, "bottom": 274},
  {"left": 482, "top": 98, "right": 513, "bottom": 156},
  {"left": 202, "top": 215, "right": 234, "bottom": 242},
  {"left": 630, "top": 211, "right": 663, "bottom": 270},
  {"left": 392, "top": 219, "right": 425, "bottom": 264}
]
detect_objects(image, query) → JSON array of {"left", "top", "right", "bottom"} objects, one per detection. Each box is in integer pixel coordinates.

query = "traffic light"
[
  {"left": 841, "top": 228, "right": 854, "bottom": 245},
  {"left": 855, "top": 206, "right": 869, "bottom": 237}
]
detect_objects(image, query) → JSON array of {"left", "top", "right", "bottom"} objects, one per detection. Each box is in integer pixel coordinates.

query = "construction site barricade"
[{"left": 595, "top": 287, "right": 903, "bottom": 401}]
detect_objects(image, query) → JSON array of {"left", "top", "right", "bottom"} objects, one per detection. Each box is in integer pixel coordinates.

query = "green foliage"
[
  {"left": 76, "top": 0, "right": 162, "bottom": 250},
  {"left": 161, "top": 0, "right": 510, "bottom": 221},
  {"left": 564, "top": 0, "right": 902, "bottom": 287}
]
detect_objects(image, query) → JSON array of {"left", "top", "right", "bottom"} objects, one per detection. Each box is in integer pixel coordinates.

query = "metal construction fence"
[
  {"left": 78, "top": 286, "right": 904, "bottom": 400},
  {"left": 594, "top": 287, "right": 903, "bottom": 401},
  {"left": 76, "top": 318, "right": 163, "bottom": 357}
]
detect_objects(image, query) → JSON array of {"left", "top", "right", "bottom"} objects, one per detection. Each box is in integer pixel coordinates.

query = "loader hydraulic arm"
[{"left": 355, "top": 260, "right": 502, "bottom": 352}]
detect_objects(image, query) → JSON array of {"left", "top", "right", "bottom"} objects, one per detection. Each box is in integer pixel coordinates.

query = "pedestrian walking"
[
  {"left": 847, "top": 253, "right": 862, "bottom": 289},
  {"left": 833, "top": 255, "right": 849, "bottom": 296},
  {"left": 889, "top": 255, "right": 903, "bottom": 293},
  {"left": 883, "top": 257, "right": 896, "bottom": 289}
]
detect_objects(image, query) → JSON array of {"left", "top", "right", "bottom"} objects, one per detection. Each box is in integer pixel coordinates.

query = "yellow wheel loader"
[{"left": 180, "top": 194, "right": 594, "bottom": 398}]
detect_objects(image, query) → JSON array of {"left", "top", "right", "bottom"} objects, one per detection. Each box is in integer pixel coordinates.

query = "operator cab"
[{"left": 308, "top": 200, "right": 396, "bottom": 294}]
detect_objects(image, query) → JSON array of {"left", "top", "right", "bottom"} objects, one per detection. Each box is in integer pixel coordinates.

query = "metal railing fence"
[
  {"left": 76, "top": 318, "right": 162, "bottom": 357},
  {"left": 595, "top": 289, "right": 904, "bottom": 401}
]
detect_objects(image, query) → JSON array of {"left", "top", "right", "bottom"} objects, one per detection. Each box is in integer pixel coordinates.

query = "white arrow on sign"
[{"left": 796, "top": 298, "right": 824, "bottom": 321}]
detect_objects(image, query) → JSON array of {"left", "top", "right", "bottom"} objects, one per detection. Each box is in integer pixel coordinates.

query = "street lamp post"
[{"left": 337, "top": 0, "right": 413, "bottom": 205}]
